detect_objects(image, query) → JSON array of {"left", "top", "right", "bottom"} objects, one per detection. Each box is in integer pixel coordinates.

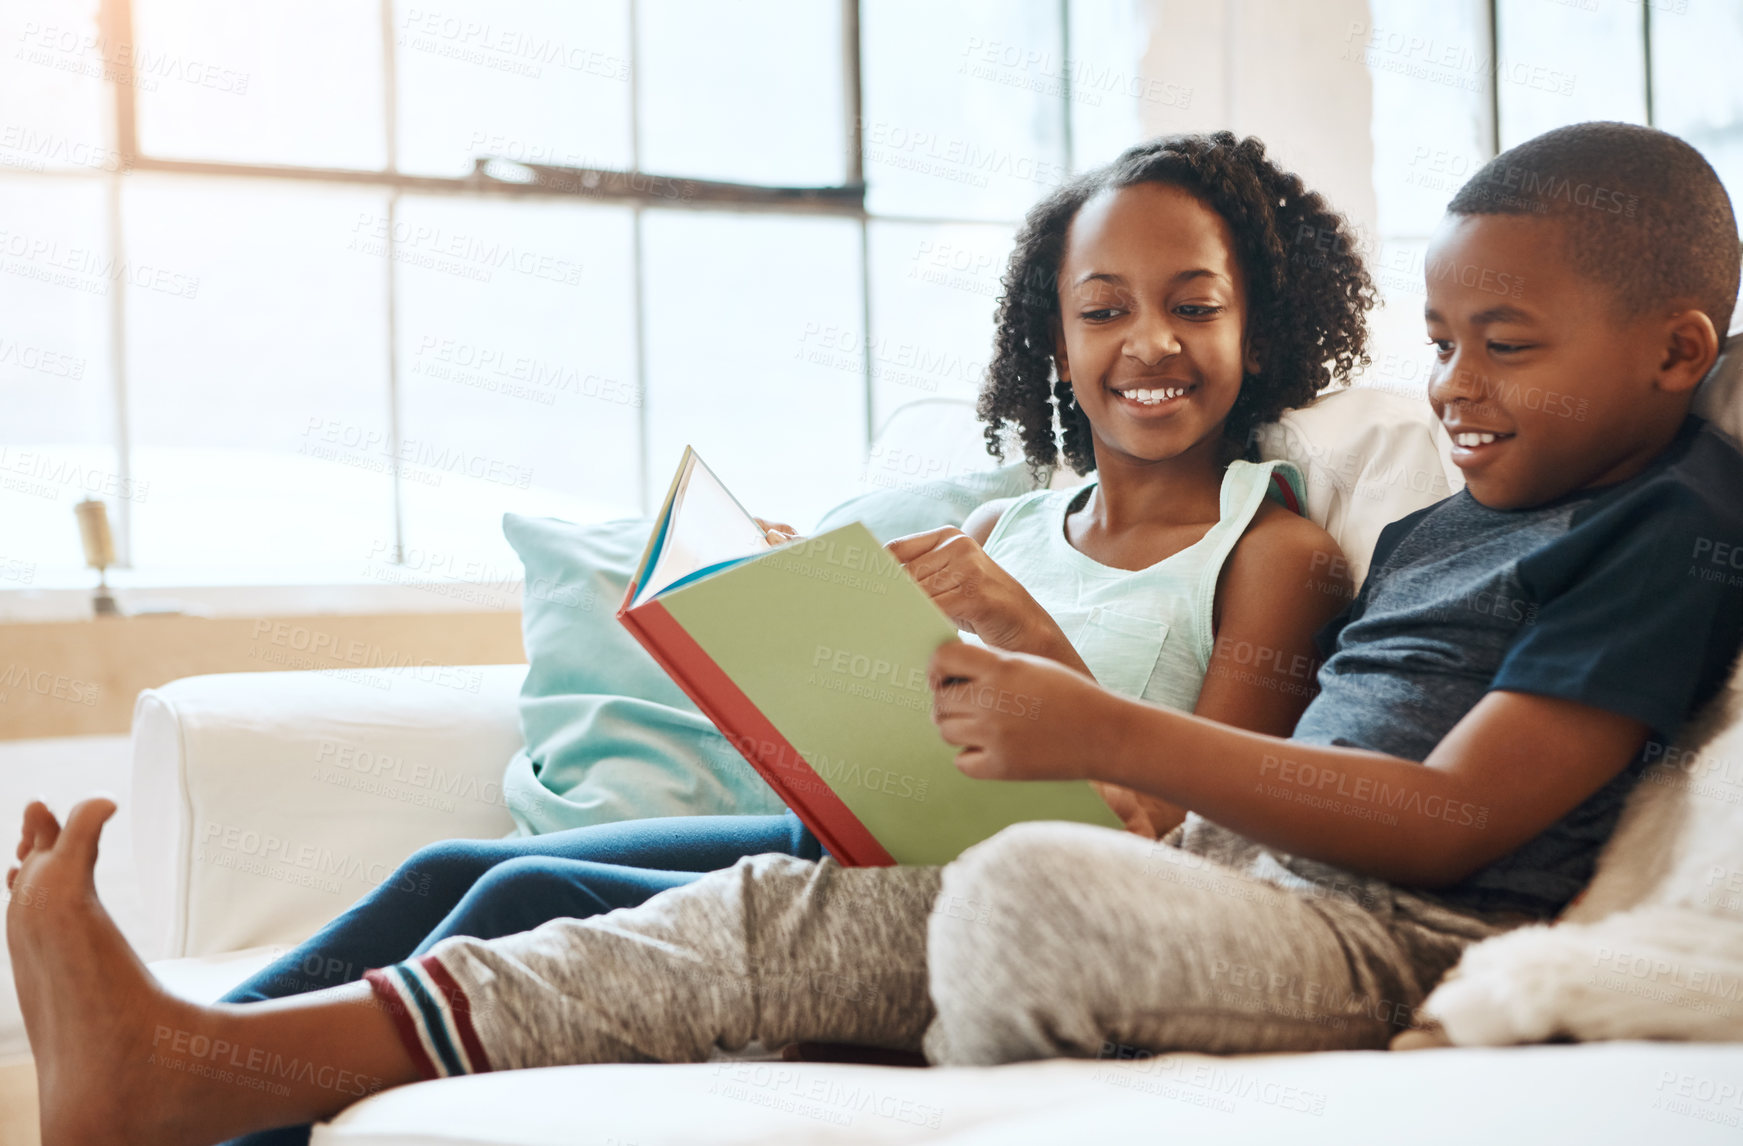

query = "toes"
[
  {"left": 21, "top": 800, "right": 60, "bottom": 856},
  {"left": 59, "top": 797, "right": 118, "bottom": 870}
]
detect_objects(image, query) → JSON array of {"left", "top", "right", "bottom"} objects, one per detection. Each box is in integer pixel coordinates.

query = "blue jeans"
[{"left": 219, "top": 811, "right": 821, "bottom": 1145}]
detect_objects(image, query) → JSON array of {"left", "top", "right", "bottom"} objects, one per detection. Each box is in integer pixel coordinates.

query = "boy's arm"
[
  {"left": 1099, "top": 687, "right": 1647, "bottom": 887},
  {"left": 928, "top": 641, "right": 1648, "bottom": 888}
]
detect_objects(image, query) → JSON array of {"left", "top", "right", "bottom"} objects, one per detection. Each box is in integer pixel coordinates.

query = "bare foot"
[
  {"left": 8, "top": 798, "right": 211, "bottom": 1145},
  {"left": 10, "top": 799, "right": 425, "bottom": 1146}
]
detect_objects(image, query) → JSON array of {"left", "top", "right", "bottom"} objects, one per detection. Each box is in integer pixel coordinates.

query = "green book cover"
[{"left": 653, "top": 519, "right": 1123, "bottom": 865}]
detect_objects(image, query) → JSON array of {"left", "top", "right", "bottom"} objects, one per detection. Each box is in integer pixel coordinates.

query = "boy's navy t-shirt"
[{"left": 1291, "top": 415, "right": 1743, "bottom": 918}]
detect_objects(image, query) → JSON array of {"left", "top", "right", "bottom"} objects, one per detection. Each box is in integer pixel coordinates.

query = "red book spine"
[{"left": 617, "top": 593, "right": 895, "bottom": 867}]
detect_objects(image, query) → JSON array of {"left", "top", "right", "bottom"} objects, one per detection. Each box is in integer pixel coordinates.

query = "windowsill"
[{"left": 0, "top": 581, "right": 523, "bottom": 623}]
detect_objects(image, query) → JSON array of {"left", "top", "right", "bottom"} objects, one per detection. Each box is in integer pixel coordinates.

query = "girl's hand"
[
  {"left": 1088, "top": 780, "right": 1170, "bottom": 839},
  {"left": 753, "top": 516, "right": 801, "bottom": 545},
  {"left": 886, "top": 527, "right": 1054, "bottom": 651},
  {"left": 927, "top": 639, "right": 1133, "bottom": 784}
]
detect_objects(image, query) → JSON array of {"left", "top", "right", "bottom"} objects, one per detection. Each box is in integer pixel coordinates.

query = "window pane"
[
  {"left": 120, "top": 176, "right": 394, "bottom": 582},
  {"left": 1, "top": 0, "right": 117, "bottom": 175},
  {"left": 641, "top": 211, "right": 864, "bottom": 532},
  {"left": 1651, "top": 0, "right": 1743, "bottom": 232},
  {"left": 0, "top": 176, "right": 113, "bottom": 440},
  {"left": 861, "top": 0, "right": 1068, "bottom": 220},
  {"left": 1064, "top": 0, "right": 1156, "bottom": 173},
  {"left": 866, "top": 220, "right": 1011, "bottom": 428},
  {"left": 1365, "top": 0, "right": 1492, "bottom": 238},
  {"left": 1362, "top": 238, "right": 1438, "bottom": 400},
  {"left": 394, "top": 0, "right": 633, "bottom": 177},
  {"left": 133, "top": 0, "right": 386, "bottom": 170},
  {"left": 0, "top": 175, "right": 120, "bottom": 584},
  {"left": 1359, "top": 1, "right": 1493, "bottom": 394},
  {"left": 1496, "top": 0, "right": 1646, "bottom": 151},
  {"left": 393, "top": 194, "right": 639, "bottom": 587},
  {"left": 636, "top": 0, "right": 843, "bottom": 185}
]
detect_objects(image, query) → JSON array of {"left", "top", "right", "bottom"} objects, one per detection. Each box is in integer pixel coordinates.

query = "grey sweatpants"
[{"left": 366, "top": 817, "right": 1517, "bottom": 1076}]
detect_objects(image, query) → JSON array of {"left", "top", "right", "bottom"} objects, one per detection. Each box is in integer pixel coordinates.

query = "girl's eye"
[
  {"left": 1176, "top": 305, "right": 1223, "bottom": 318},
  {"left": 1080, "top": 308, "right": 1122, "bottom": 322}
]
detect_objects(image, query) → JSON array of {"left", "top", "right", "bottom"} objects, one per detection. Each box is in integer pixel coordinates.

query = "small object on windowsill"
[{"left": 74, "top": 497, "right": 123, "bottom": 619}]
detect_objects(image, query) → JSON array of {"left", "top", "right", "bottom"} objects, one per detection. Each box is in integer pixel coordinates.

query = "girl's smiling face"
[{"left": 1054, "top": 182, "right": 1256, "bottom": 467}]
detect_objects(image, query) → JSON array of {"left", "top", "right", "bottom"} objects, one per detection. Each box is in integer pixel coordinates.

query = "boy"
[{"left": 10, "top": 122, "right": 1743, "bottom": 1144}]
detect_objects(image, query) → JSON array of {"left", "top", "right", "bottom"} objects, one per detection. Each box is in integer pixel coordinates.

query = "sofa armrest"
[{"left": 131, "top": 664, "right": 528, "bottom": 960}]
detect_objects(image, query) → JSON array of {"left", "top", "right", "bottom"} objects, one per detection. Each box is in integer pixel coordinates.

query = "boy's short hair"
[{"left": 1447, "top": 121, "right": 1740, "bottom": 336}]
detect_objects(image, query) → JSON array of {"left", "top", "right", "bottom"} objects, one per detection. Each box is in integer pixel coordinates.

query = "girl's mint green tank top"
[{"left": 982, "top": 459, "right": 1306, "bottom": 713}]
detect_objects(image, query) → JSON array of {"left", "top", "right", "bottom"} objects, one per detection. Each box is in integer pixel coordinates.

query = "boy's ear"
[{"left": 1655, "top": 308, "right": 1722, "bottom": 395}]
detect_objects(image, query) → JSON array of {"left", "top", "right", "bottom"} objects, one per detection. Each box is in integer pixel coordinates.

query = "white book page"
[{"left": 632, "top": 451, "right": 771, "bottom": 608}]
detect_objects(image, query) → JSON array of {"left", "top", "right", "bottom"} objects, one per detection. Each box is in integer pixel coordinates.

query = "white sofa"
[{"left": 130, "top": 386, "right": 1743, "bottom": 1144}]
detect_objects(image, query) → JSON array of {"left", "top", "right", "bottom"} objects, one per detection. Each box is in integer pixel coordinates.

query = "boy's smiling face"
[
  {"left": 1423, "top": 212, "right": 1695, "bottom": 510},
  {"left": 1054, "top": 182, "right": 1255, "bottom": 467}
]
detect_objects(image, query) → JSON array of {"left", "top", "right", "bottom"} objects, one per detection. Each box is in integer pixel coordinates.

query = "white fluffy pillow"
[{"left": 1420, "top": 649, "right": 1743, "bottom": 1044}]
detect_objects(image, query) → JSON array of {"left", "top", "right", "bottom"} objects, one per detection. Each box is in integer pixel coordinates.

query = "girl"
[{"left": 32, "top": 133, "right": 1374, "bottom": 1143}]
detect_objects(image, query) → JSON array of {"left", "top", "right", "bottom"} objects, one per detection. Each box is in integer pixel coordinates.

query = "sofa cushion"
[
  {"left": 813, "top": 458, "right": 1044, "bottom": 541},
  {"left": 499, "top": 513, "right": 790, "bottom": 836},
  {"left": 1253, "top": 386, "right": 1461, "bottom": 586},
  {"left": 309, "top": 1042, "right": 1743, "bottom": 1145}
]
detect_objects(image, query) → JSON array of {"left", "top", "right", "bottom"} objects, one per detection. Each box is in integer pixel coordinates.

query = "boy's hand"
[
  {"left": 927, "top": 639, "right": 1132, "bottom": 782},
  {"left": 887, "top": 527, "right": 1055, "bottom": 651}
]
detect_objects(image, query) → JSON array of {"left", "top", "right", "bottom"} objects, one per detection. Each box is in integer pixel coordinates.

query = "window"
[
  {"left": 1360, "top": 0, "right": 1743, "bottom": 400},
  {"left": 1, "top": 0, "right": 1153, "bottom": 591}
]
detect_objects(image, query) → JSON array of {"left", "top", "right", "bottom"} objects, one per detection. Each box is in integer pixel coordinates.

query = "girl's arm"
[
  {"left": 1093, "top": 504, "right": 1352, "bottom": 837},
  {"left": 927, "top": 641, "right": 1649, "bottom": 888}
]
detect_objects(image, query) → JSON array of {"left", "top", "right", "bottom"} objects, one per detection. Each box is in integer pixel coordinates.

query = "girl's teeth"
[
  {"left": 1121, "top": 387, "right": 1189, "bottom": 405},
  {"left": 1454, "top": 432, "right": 1500, "bottom": 447}
]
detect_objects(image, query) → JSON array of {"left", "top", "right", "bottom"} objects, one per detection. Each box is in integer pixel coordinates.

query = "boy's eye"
[
  {"left": 1487, "top": 341, "right": 1530, "bottom": 355},
  {"left": 1427, "top": 337, "right": 1454, "bottom": 356}
]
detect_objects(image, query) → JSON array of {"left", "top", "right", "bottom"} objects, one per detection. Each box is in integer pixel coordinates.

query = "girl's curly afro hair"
[{"left": 979, "top": 131, "right": 1376, "bottom": 481}]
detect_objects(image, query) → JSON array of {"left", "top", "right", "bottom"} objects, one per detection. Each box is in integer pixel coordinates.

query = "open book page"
[
  {"left": 631, "top": 449, "right": 772, "bottom": 609},
  {"left": 646, "top": 519, "right": 1124, "bottom": 863}
]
